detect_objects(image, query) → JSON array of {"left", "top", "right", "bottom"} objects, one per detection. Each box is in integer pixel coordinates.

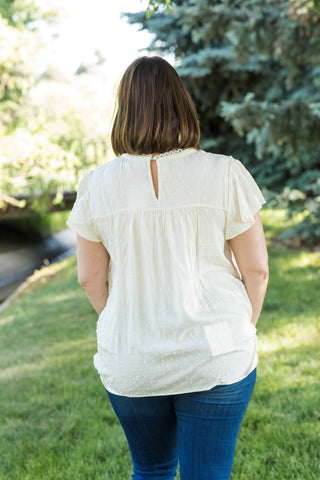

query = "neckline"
[{"left": 123, "top": 148, "right": 197, "bottom": 161}]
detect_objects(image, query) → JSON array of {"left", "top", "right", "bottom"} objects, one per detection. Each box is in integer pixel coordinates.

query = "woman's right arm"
[{"left": 229, "top": 212, "right": 269, "bottom": 326}]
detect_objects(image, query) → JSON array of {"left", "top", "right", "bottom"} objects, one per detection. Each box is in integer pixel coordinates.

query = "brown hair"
[{"left": 111, "top": 56, "right": 200, "bottom": 156}]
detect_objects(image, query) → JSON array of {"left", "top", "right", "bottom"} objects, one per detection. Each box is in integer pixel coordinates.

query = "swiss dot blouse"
[{"left": 67, "top": 148, "right": 266, "bottom": 397}]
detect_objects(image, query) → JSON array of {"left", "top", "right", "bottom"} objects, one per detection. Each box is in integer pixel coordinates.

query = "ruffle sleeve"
[
  {"left": 225, "top": 158, "right": 266, "bottom": 240},
  {"left": 66, "top": 172, "right": 100, "bottom": 242}
]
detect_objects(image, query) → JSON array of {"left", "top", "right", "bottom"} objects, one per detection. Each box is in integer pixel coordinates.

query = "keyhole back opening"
[{"left": 150, "top": 158, "right": 159, "bottom": 200}]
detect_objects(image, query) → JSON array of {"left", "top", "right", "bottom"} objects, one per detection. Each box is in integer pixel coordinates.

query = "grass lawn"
[{"left": 0, "top": 209, "right": 319, "bottom": 479}]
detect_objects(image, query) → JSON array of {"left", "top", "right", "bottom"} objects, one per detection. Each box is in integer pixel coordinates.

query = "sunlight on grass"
[
  {"left": 259, "top": 321, "right": 319, "bottom": 355},
  {"left": 280, "top": 250, "right": 320, "bottom": 270},
  {"left": 41, "top": 290, "right": 80, "bottom": 304},
  {"left": 0, "top": 336, "right": 95, "bottom": 381},
  {"left": 0, "top": 313, "right": 14, "bottom": 327}
]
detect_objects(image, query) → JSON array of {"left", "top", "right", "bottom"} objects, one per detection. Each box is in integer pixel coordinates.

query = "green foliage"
[
  {"left": 0, "top": 128, "right": 107, "bottom": 214},
  {"left": 314, "top": 0, "right": 320, "bottom": 11},
  {"left": 144, "top": 0, "right": 172, "bottom": 18},
  {"left": 0, "top": 130, "right": 80, "bottom": 214},
  {"left": 0, "top": 0, "right": 38, "bottom": 27},
  {"left": 0, "top": 1, "right": 109, "bottom": 216},
  {"left": 0, "top": 15, "right": 38, "bottom": 133},
  {"left": 0, "top": 214, "right": 319, "bottom": 479},
  {"left": 0, "top": 211, "right": 70, "bottom": 240},
  {"left": 127, "top": 0, "right": 320, "bottom": 244}
]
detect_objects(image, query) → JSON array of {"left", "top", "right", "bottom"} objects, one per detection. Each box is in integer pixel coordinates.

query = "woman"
[{"left": 67, "top": 56, "right": 269, "bottom": 480}]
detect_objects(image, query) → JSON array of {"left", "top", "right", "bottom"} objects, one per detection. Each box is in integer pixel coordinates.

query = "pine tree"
[{"left": 127, "top": 0, "right": 320, "bottom": 244}]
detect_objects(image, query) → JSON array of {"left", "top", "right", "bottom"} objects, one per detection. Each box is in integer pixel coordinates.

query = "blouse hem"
[{"left": 99, "top": 358, "right": 258, "bottom": 398}]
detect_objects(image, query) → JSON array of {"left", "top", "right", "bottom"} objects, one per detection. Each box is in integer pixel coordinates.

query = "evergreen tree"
[{"left": 127, "top": 0, "right": 320, "bottom": 244}]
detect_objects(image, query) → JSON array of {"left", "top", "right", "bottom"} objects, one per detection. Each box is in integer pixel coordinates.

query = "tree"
[
  {"left": 0, "top": 13, "right": 38, "bottom": 134},
  {"left": 129, "top": 0, "right": 320, "bottom": 244},
  {"left": 143, "top": 0, "right": 172, "bottom": 17},
  {"left": 0, "top": 1, "right": 110, "bottom": 216}
]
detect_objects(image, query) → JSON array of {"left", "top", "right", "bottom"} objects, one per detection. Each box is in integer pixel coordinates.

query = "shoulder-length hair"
[{"left": 111, "top": 56, "right": 200, "bottom": 156}]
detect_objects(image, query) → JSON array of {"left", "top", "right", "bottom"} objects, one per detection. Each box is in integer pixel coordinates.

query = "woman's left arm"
[{"left": 76, "top": 235, "right": 110, "bottom": 315}]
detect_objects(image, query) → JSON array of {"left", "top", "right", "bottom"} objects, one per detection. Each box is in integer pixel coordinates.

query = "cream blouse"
[{"left": 67, "top": 148, "right": 266, "bottom": 397}]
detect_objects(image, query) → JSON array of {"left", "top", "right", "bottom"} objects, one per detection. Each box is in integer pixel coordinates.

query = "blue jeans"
[{"left": 106, "top": 369, "right": 256, "bottom": 480}]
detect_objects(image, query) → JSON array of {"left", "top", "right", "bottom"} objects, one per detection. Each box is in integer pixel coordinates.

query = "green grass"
[{"left": 0, "top": 209, "right": 319, "bottom": 479}]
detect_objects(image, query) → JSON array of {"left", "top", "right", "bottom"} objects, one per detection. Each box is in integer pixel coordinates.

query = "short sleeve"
[
  {"left": 225, "top": 158, "right": 266, "bottom": 240},
  {"left": 66, "top": 172, "right": 100, "bottom": 242}
]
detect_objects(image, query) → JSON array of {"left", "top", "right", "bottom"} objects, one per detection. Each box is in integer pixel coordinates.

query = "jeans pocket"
[{"left": 203, "top": 321, "right": 236, "bottom": 356}]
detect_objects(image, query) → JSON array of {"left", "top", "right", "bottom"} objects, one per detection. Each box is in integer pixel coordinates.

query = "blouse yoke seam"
[{"left": 93, "top": 204, "right": 227, "bottom": 219}]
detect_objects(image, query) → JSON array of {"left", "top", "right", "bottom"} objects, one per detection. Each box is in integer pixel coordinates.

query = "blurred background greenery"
[
  {"left": 0, "top": 0, "right": 113, "bottom": 219},
  {"left": 1, "top": 0, "right": 320, "bottom": 245}
]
